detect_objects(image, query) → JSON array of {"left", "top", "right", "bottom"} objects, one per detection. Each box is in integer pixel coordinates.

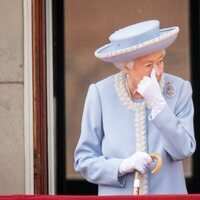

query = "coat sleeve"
[
  {"left": 152, "top": 80, "right": 196, "bottom": 161},
  {"left": 74, "top": 84, "right": 125, "bottom": 187}
]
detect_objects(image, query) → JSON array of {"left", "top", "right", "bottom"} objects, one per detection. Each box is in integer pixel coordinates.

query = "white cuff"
[{"left": 150, "top": 101, "right": 166, "bottom": 120}]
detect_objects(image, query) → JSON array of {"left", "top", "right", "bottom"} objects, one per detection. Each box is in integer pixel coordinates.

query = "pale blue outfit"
[{"left": 74, "top": 72, "right": 196, "bottom": 195}]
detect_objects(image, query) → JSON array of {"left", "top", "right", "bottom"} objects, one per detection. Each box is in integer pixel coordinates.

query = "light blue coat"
[{"left": 74, "top": 72, "right": 196, "bottom": 195}]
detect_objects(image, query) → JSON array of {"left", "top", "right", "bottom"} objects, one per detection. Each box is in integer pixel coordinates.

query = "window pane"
[{"left": 64, "top": 0, "right": 191, "bottom": 179}]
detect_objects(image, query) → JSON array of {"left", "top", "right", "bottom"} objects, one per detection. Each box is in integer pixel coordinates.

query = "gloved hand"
[
  {"left": 137, "top": 68, "right": 166, "bottom": 119},
  {"left": 119, "top": 152, "right": 152, "bottom": 176}
]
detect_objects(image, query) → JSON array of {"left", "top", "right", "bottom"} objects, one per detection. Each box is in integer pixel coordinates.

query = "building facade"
[{"left": 0, "top": 0, "right": 199, "bottom": 195}]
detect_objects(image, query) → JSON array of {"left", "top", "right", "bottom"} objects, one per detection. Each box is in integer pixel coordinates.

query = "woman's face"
[
  {"left": 123, "top": 51, "right": 164, "bottom": 98},
  {"left": 122, "top": 50, "right": 165, "bottom": 98}
]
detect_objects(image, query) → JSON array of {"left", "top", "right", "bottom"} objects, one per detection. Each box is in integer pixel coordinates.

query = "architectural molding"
[
  {"left": 23, "top": 0, "right": 34, "bottom": 194},
  {"left": 46, "top": 0, "right": 56, "bottom": 194},
  {"left": 32, "top": 0, "right": 48, "bottom": 194}
]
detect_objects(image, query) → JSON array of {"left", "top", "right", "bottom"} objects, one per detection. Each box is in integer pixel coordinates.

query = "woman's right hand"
[{"left": 119, "top": 152, "right": 152, "bottom": 176}]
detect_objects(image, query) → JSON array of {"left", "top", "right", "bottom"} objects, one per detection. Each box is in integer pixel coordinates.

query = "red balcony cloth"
[{"left": 0, "top": 195, "right": 200, "bottom": 200}]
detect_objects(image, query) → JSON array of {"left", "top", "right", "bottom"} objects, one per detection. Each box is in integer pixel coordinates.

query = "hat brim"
[{"left": 95, "top": 27, "right": 179, "bottom": 63}]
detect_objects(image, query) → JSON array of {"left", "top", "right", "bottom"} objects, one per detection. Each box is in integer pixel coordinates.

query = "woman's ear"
[
  {"left": 121, "top": 61, "right": 134, "bottom": 74},
  {"left": 122, "top": 66, "right": 130, "bottom": 74}
]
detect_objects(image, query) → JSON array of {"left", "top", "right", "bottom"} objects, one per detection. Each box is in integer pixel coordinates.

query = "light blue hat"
[{"left": 95, "top": 20, "right": 179, "bottom": 63}]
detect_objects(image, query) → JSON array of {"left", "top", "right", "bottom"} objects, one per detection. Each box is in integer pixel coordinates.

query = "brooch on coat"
[{"left": 164, "top": 82, "right": 176, "bottom": 98}]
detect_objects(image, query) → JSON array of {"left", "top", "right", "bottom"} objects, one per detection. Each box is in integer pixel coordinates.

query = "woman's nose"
[{"left": 153, "top": 65, "right": 161, "bottom": 77}]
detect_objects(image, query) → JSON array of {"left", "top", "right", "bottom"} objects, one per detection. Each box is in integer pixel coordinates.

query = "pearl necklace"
[{"left": 114, "top": 72, "right": 165, "bottom": 110}]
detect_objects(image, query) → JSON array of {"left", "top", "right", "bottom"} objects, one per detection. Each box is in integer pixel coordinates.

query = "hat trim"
[{"left": 95, "top": 27, "right": 179, "bottom": 59}]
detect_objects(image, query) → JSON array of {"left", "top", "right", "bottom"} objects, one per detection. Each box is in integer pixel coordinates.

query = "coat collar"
[{"left": 114, "top": 71, "right": 165, "bottom": 112}]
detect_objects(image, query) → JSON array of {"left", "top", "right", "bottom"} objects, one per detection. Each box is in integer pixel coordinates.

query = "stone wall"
[{"left": 0, "top": 0, "right": 24, "bottom": 194}]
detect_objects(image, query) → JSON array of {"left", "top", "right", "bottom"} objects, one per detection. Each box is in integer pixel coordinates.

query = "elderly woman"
[{"left": 74, "top": 20, "right": 196, "bottom": 195}]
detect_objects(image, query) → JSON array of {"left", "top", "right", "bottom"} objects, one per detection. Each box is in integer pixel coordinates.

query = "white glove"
[
  {"left": 137, "top": 68, "right": 166, "bottom": 119},
  {"left": 119, "top": 152, "right": 152, "bottom": 176}
]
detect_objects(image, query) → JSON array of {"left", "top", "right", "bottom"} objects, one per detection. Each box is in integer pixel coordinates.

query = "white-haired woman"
[{"left": 74, "top": 20, "right": 196, "bottom": 195}]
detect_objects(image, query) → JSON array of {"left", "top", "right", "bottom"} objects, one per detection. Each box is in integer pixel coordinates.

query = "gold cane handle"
[{"left": 149, "top": 153, "right": 163, "bottom": 174}]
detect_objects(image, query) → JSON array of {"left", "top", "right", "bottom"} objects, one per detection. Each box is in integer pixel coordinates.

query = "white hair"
[
  {"left": 114, "top": 60, "right": 134, "bottom": 70},
  {"left": 163, "top": 49, "right": 166, "bottom": 56},
  {"left": 114, "top": 49, "right": 166, "bottom": 70}
]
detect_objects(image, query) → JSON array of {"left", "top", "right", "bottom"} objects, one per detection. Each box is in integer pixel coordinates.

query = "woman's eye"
[
  {"left": 157, "top": 60, "right": 163, "bottom": 65},
  {"left": 145, "top": 64, "right": 153, "bottom": 68}
]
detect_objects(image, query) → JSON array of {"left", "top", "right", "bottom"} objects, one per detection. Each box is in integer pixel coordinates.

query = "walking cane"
[{"left": 133, "top": 153, "right": 163, "bottom": 195}]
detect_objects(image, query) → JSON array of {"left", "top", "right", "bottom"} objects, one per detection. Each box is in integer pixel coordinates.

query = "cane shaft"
[{"left": 133, "top": 171, "right": 141, "bottom": 195}]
